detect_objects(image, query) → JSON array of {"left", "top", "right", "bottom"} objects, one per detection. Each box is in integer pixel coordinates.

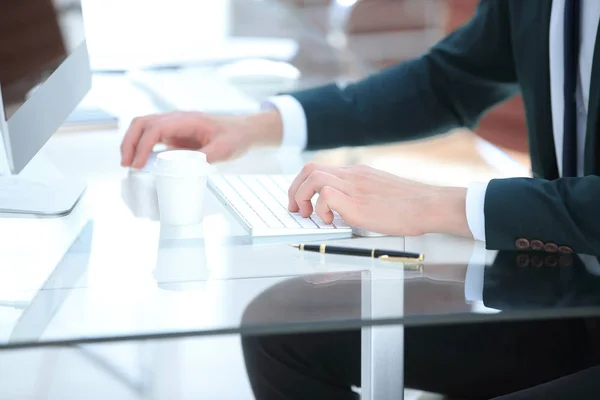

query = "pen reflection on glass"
[{"left": 291, "top": 244, "right": 424, "bottom": 269}]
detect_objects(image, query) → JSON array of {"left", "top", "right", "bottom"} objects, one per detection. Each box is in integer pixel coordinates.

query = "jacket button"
[
  {"left": 531, "top": 255, "right": 544, "bottom": 268},
  {"left": 559, "top": 246, "right": 574, "bottom": 254},
  {"left": 516, "top": 254, "right": 530, "bottom": 267},
  {"left": 515, "top": 238, "right": 530, "bottom": 250},
  {"left": 544, "top": 243, "right": 559, "bottom": 253},
  {"left": 531, "top": 240, "right": 544, "bottom": 251},
  {"left": 545, "top": 255, "right": 558, "bottom": 267}
]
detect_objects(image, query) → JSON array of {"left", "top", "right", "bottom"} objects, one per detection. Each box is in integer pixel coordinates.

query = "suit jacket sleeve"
[
  {"left": 289, "top": 0, "right": 519, "bottom": 150},
  {"left": 484, "top": 177, "right": 600, "bottom": 255}
]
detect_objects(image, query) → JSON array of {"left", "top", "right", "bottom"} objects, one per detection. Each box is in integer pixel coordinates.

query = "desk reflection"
[{"left": 240, "top": 251, "right": 600, "bottom": 399}]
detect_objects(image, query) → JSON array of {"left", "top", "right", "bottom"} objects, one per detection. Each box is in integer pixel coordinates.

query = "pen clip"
[{"left": 378, "top": 254, "right": 424, "bottom": 263}]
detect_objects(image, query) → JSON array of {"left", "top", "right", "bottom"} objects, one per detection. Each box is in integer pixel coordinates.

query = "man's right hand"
[{"left": 120, "top": 110, "right": 283, "bottom": 169}]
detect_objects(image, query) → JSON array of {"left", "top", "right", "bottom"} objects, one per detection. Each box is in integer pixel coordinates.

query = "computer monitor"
[{"left": 0, "top": 0, "right": 91, "bottom": 216}]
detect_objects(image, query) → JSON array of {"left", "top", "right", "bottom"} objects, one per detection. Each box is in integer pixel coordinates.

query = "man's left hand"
[{"left": 288, "top": 163, "right": 472, "bottom": 238}]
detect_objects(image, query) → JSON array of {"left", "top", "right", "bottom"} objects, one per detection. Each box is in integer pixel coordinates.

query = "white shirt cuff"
[
  {"left": 466, "top": 181, "right": 490, "bottom": 242},
  {"left": 464, "top": 245, "right": 487, "bottom": 301},
  {"left": 261, "top": 95, "right": 308, "bottom": 150}
]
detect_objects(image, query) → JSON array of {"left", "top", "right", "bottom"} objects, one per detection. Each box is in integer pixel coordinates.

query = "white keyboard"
[
  {"left": 208, "top": 175, "right": 353, "bottom": 238},
  {"left": 127, "top": 69, "right": 260, "bottom": 114}
]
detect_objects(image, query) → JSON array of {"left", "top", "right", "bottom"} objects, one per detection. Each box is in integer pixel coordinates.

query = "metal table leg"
[{"left": 361, "top": 270, "right": 405, "bottom": 400}]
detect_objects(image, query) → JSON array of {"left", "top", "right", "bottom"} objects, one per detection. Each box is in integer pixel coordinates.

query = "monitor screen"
[{"left": 0, "top": 0, "right": 86, "bottom": 120}]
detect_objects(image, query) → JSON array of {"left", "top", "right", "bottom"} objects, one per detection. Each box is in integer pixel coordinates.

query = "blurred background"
[
  {"left": 0, "top": 0, "right": 533, "bottom": 183},
  {"left": 67, "top": 0, "right": 531, "bottom": 185}
]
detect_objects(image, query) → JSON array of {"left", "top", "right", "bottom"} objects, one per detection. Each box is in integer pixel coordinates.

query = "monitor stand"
[
  {"left": 0, "top": 140, "right": 86, "bottom": 217},
  {"left": 0, "top": 97, "right": 87, "bottom": 217},
  {"left": 0, "top": 176, "right": 87, "bottom": 217}
]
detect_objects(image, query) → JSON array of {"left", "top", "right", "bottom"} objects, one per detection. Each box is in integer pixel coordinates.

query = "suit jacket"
[{"left": 289, "top": 0, "right": 600, "bottom": 255}]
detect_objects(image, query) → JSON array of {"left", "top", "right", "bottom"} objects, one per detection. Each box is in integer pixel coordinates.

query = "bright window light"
[{"left": 336, "top": 0, "right": 357, "bottom": 7}]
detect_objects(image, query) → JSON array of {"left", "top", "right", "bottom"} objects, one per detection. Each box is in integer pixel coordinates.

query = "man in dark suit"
[
  {"left": 120, "top": 0, "right": 600, "bottom": 397},
  {"left": 121, "top": 0, "right": 600, "bottom": 255}
]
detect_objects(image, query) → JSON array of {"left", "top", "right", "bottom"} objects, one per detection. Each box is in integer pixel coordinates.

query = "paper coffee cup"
[{"left": 154, "top": 150, "right": 210, "bottom": 225}]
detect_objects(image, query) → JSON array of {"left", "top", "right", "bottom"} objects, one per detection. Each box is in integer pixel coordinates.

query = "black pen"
[{"left": 291, "top": 244, "right": 424, "bottom": 263}]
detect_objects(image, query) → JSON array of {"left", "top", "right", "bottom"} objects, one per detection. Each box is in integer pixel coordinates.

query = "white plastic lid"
[{"left": 153, "top": 150, "right": 209, "bottom": 176}]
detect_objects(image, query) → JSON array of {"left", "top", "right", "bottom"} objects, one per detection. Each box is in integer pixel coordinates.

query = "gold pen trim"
[
  {"left": 378, "top": 254, "right": 425, "bottom": 263},
  {"left": 300, "top": 243, "right": 305, "bottom": 251},
  {"left": 319, "top": 244, "right": 326, "bottom": 254},
  {"left": 371, "top": 248, "right": 375, "bottom": 258}
]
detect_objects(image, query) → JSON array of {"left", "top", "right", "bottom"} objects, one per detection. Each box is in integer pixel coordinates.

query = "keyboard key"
[
  {"left": 242, "top": 176, "right": 300, "bottom": 228},
  {"left": 267, "top": 175, "right": 318, "bottom": 214},
  {"left": 257, "top": 176, "right": 289, "bottom": 208},
  {"left": 210, "top": 176, "right": 265, "bottom": 227},
  {"left": 332, "top": 217, "right": 351, "bottom": 229},
  {"left": 273, "top": 174, "right": 320, "bottom": 209},
  {"left": 225, "top": 176, "right": 284, "bottom": 228},
  {"left": 272, "top": 175, "right": 292, "bottom": 195},
  {"left": 290, "top": 212, "right": 319, "bottom": 229},
  {"left": 310, "top": 214, "right": 336, "bottom": 229},
  {"left": 209, "top": 176, "right": 267, "bottom": 228}
]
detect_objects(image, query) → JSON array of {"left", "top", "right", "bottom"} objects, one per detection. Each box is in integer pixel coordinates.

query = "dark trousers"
[
  {"left": 242, "top": 320, "right": 599, "bottom": 399},
  {"left": 240, "top": 276, "right": 600, "bottom": 399}
]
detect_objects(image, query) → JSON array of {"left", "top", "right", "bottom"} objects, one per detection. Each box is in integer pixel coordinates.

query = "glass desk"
[
  {"left": 0, "top": 1, "right": 593, "bottom": 399},
  {"left": 3, "top": 212, "right": 600, "bottom": 399}
]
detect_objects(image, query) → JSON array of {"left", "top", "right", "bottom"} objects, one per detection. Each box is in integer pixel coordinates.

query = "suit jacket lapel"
[
  {"left": 531, "top": 0, "right": 559, "bottom": 180},
  {"left": 585, "top": 20, "right": 600, "bottom": 175}
]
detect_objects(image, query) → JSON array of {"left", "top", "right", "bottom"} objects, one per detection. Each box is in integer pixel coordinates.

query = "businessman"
[
  {"left": 121, "top": 0, "right": 600, "bottom": 255},
  {"left": 121, "top": 0, "right": 600, "bottom": 397}
]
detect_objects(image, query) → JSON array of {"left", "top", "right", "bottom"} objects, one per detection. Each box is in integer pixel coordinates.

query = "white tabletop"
[{"left": 0, "top": 74, "right": 492, "bottom": 349}]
